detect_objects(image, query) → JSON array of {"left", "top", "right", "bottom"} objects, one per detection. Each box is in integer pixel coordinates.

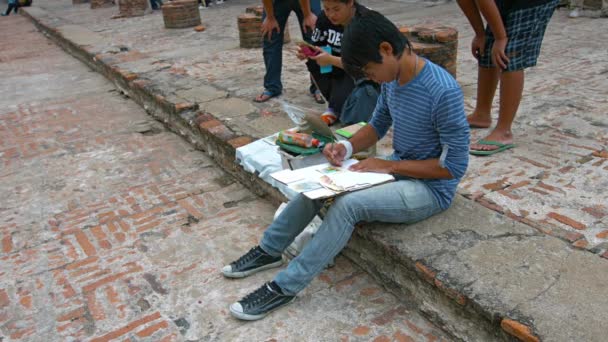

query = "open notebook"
[{"left": 270, "top": 159, "right": 395, "bottom": 199}]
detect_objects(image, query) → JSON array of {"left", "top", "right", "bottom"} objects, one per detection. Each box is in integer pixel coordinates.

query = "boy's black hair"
[{"left": 341, "top": 10, "right": 411, "bottom": 78}]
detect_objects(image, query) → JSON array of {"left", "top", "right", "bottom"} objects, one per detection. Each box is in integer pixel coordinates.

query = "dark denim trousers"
[{"left": 262, "top": 0, "right": 321, "bottom": 95}]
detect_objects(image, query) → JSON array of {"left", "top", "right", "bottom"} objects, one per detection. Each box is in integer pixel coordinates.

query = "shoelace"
[
  {"left": 241, "top": 284, "right": 275, "bottom": 309},
  {"left": 232, "top": 247, "right": 260, "bottom": 268}
]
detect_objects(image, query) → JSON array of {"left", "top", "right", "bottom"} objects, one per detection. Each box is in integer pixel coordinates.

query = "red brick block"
[
  {"left": 227, "top": 136, "right": 253, "bottom": 148},
  {"left": 199, "top": 119, "right": 222, "bottom": 130},
  {"left": 482, "top": 177, "right": 509, "bottom": 191},
  {"left": 415, "top": 262, "right": 436, "bottom": 285},
  {"left": 500, "top": 319, "right": 539, "bottom": 342},
  {"left": 399, "top": 23, "right": 458, "bottom": 77},
  {"left": 0, "top": 289, "right": 9, "bottom": 308},
  {"left": 90, "top": 312, "right": 161, "bottom": 342},
  {"left": 162, "top": 1, "right": 201, "bottom": 29},
  {"left": 434, "top": 279, "right": 466, "bottom": 306},
  {"left": 136, "top": 320, "right": 170, "bottom": 337},
  {"left": 547, "top": 212, "right": 586, "bottom": 230},
  {"left": 119, "top": 0, "right": 148, "bottom": 17},
  {"left": 593, "top": 149, "right": 608, "bottom": 158},
  {"left": 2, "top": 233, "right": 13, "bottom": 253},
  {"left": 582, "top": 205, "right": 607, "bottom": 219},
  {"left": 90, "top": 0, "right": 114, "bottom": 9},
  {"left": 596, "top": 230, "right": 608, "bottom": 239},
  {"left": 572, "top": 238, "right": 589, "bottom": 249}
]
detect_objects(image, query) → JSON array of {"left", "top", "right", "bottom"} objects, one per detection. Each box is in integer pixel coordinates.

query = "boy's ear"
[{"left": 378, "top": 41, "right": 393, "bottom": 57}]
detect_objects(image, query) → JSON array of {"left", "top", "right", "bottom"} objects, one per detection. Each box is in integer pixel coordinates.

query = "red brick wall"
[
  {"left": 162, "top": 0, "right": 201, "bottom": 29},
  {"left": 238, "top": 6, "right": 290, "bottom": 49},
  {"left": 119, "top": 0, "right": 148, "bottom": 17},
  {"left": 400, "top": 24, "right": 458, "bottom": 79},
  {"left": 90, "top": 0, "right": 114, "bottom": 9}
]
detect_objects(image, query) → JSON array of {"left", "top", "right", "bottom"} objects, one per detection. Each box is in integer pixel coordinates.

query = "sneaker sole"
[
  {"left": 222, "top": 259, "right": 284, "bottom": 278},
  {"left": 229, "top": 296, "right": 296, "bottom": 321}
]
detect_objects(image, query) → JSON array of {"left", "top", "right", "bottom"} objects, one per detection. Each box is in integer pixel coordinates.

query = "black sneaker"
[
  {"left": 230, "top": 282, "right": 295, "bottom": 320},
  {"left": 221, "top": 246, "right": 283, "bottom": 278}
]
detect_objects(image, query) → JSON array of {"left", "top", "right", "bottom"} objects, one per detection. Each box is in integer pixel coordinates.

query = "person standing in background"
[
  {"left": 457, "top": 0, "right": 559, "bottom": 156},
  {"left": 253, "top": 0, "right": 321, "bottom": 103}
]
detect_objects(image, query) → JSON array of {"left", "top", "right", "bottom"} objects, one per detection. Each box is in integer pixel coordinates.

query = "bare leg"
[
  {"left": 467, "top": 66, "right": 500, "bottom": 128},
  {"left": 471, "top": 70, "right": 524, "bottom": 151}
]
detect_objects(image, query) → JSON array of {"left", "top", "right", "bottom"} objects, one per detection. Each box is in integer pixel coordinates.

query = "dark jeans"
[
  {"left": 3, "top": 3, "right": 19, "bottom": 15},
  {"left": 150, "top": 0, "right": 163, "bottom": 10},
  {"left": 308, "top": 62, "right": 355, "bottom": 116},
  {"left": 262, "top": 0, "right": 321, "bottom": 95}
]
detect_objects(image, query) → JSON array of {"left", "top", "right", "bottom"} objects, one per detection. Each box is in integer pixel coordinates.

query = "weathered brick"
[
  {"left": 572, "top": 238, "right": 589, "bottom": 249},
  {"left": 118, "top": 0, "right": 148, "bottom": 17},
  {"left": 596, "top": 230, "right": 608, "bottom": 239},
  {"left": 434, "top": 279, "right": 466, "bottom": 305},
  {"left": 135, "top": 320, "right": 169, "bottom": 337},
  {"left": 90, "top": 312, "right": 161, "bottom": 342},
  {"left": 415, "top": 262, "right": 436, "bottom": 284},
  {"left": 500, "top": 319, "right": 539, "bottom": 342},
  {"left": 74, "top": 231, "right": 97, "bottom": 257},
  {"left": 582, "top": 205, "right": 607, "bottom": 219},
  {"left": 0, "top": 289, "right": 9, "bottom": 308},
  {"left": 2, "top": 232, "right": 13, "bottom": 253},
  {"left": 57, "top": 307, "right": 86, "bottom": 322},
  {"left": 162, "top": 1, "right": 201, "bottom": 29},
  {"left": 547, "top": 212, "right": 586, "bottom": 230},
  {"left": 227, "top": 136, "right": 253, "bottom": 148},
  {"left": 482, "top": 177, "right": 509, "bottom": 191},
  {"left": 90, "top": 0, "right": 114, "bottom": 9},
  {"left": 353, "top": 325, "right": 371, "bottom": 336}
]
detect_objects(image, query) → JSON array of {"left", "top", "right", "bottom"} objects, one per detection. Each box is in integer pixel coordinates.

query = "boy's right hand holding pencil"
[{"left": 323, "top": 142, "right": 347, "bottom": 166}]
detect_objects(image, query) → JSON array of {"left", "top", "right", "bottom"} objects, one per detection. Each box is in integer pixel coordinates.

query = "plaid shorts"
[{"left": 479, "top": 0, "right": 558, "bottom": 71}]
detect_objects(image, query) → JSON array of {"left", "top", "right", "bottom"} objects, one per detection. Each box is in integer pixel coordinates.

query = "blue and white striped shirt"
[{"left": 369, "top": 59, "right": 470, "bottom": 210}]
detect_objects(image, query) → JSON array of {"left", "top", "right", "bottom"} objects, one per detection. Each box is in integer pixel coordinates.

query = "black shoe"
[
  {"left": 230, "top": 282, "right": 295, "bottom": 320},
  {"left": 221, "top": 246, "right": 283, "bottom": 278}
]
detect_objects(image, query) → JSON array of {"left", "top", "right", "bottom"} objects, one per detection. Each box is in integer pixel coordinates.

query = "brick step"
[{"left": 22, "top": 7, "right": 608, "bottom": 342}]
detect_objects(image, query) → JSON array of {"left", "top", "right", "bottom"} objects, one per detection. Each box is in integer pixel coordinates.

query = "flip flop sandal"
[
  {"left": 311, "top": 90, "right": 325, "bottom": 104},
  {"left": 253, "top": 90, "right": 279, "bottom": 103},
  {"left": 469, "top": 139, "right": 515, "bottom": 156}
]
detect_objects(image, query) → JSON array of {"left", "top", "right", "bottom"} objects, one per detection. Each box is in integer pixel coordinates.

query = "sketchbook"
[{"left": 270, "top": 159, "right": 394, "bottom": 199}]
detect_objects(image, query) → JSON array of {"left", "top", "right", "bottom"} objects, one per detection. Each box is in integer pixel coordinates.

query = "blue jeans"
[
  {"left": 260, "top": 179, "right": 443, "bottom": 295},
  {"left": 262, "top": 0, "right": 321, "bottom": 95}
]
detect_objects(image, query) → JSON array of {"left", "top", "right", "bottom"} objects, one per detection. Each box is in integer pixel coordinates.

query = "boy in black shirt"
[{"left": 296, "top": 0, "right": 378, "bottom": 126}]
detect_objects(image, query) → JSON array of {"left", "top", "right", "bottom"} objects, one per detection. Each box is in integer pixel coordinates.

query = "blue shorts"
[{"left": 479, "top": 0, "right": 558, "bottom": 71}]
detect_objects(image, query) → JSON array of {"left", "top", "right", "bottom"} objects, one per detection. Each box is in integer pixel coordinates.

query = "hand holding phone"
[{"left": 301, "top": 45, "right": 320, "bottom": 57}]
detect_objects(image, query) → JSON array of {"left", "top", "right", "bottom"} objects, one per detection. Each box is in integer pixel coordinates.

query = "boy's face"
[
  {"left": 322, "top": 0, "right": 354, "bottom": 26},
  {"left": 361, "top": 42, "right": 399, "bottom": 83}
]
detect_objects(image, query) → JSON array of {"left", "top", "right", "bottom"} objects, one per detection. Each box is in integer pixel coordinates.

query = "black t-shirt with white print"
[{"left": 308, "top": 2, "right": 369, "bottom": 77}]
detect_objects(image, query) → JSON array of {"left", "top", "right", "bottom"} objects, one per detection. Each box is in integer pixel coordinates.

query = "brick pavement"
[
  {"left": 20, "top": 0, "right": 608, "bottom": 257},
  {"left": 0, "top": 15, "right": 450, "bottom": 341}
]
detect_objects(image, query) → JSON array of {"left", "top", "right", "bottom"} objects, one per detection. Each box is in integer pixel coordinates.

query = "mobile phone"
[{"left": 301, "top": 45, "right": 320, "bottom": 57}]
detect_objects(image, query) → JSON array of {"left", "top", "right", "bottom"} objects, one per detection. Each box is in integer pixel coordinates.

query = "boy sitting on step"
[{"left": 221, "top": 10, "right": 469, "bottom": 321}]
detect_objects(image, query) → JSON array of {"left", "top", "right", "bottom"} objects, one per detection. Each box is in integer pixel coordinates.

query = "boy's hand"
[
  {"left": 302, "top": 13, "right": 317, "bottom": 33},
  {"left": 323, "top": 143, "right": 346, "bottom": 166},
  {"left": 348, "top": 158, "right": 393, "bottom": 174},
  {"left": 309, "top": 47, "right": 332, "bottom": 67},
  {"left": 295, "top": 45, "right": 308, "bottom": 60},
  {"left": 262, "top": 16, "right": 280, "bottom": 40},
  {"left": 492, "top": 37, "right": 509, "bottom": 69},
  {"left": 471, "top": 33, "right": 485, "bottom": 59}
]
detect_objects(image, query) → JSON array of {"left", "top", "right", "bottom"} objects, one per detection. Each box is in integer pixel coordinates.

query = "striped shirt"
[{"left": 369, "top": 59, "right": 470, "bottom": 210}]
